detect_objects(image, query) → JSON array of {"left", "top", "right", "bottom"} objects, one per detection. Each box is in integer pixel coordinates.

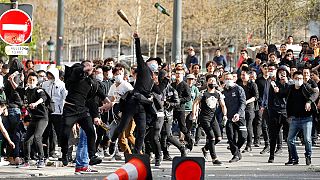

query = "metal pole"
[
  {"left": 172, "top": 0, "right": 182, "bottom": 64},
  {"left": 56, "top": 0, "right": 64, "bottom": 66}
]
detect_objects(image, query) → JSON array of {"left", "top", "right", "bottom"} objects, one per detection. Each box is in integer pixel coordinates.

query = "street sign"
[
  {"left": 0, "top": 9, "right": 32, "bottom": 45},
  {"left": 5, "top": 46, "right": 29, "bottom": 56}
]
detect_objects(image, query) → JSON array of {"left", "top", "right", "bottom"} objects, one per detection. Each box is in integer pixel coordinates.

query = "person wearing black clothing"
[
  {"left": 256, "top": 44, "right": 269, "bottom": 62},
  {"left": 3, "top": 58, "right": 24, "bottom": 162},
  {"left": 172, "top": 67, "right": 193, "bottom": 151},
  {"left": 265, "top": 68, "right": 290, "bottom": 163},
  {"left": 254, "top": 64, "right": 269, "bottom": 148},
  {"left": 10, "top": 72, "right": 48, "bottom": 168},
  {"left": 238, "top": 68, "right": 259, "bottom": 153},
  {"left": 192, "top": 74, "right": 227, "bottom": 165},
  {"left": 109, "top": 33, "right": 159, "bottom": 154},
  {"left": 286, "top": 71, "right": 316, "bottom": 166},
  {"left": 223, "top": 73, "right": 247, "bottom": 163},
  {"left": 60, "top": 61, "right": 111, "bottom": 166},
  {"left": 161, "top": 79, "right": 187, "bottom": 161}
]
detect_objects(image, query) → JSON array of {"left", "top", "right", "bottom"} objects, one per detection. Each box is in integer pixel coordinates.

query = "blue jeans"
[
  {"left": 4, "top": 108, "right": 21, "bottom": 157},
  {"left": 287, "top": 116, "right": 312, "bottom": 161},
  {"left": 75, "top": 128, "right": 89, "bottom": 168}
]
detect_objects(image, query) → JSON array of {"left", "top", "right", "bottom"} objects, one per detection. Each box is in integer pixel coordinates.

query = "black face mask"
[{"left": 208, "top": 83, "right": 218, "bottom": 89}]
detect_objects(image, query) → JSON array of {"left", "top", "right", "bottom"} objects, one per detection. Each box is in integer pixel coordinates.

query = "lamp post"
[{"left": 47, "top": 36, "right": 55, "bottom": 62}]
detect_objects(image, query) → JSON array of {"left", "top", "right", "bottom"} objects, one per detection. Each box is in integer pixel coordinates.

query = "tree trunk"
[
  {"left": 118, "top": 26, "right": 121, "bottom": 61},
  {"left": 200, "top": 30, "right": 203, "bottom": 68},
  {"left": 135, "top": 0, "right": 141, "bottom": 33},
  {"left": 101, "top": 28, "right": 106, "bottom": 60},
  {"left": 68, "top": 43, "right": 71, "bottom": 62},
  {"left": 264, "top": 0, "right": 268, "bottom": 43}
]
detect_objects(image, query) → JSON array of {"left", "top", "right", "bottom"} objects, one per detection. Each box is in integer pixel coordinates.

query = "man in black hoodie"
[
  {"left": 108, "top": 33, "right": 162, "bottom": 155},
  {"left": 60, "top": 60, "right": 111, "bottom": 166}
]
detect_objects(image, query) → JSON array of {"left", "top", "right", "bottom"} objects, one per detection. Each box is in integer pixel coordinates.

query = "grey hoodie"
[{"left": 42, "top": 67, "right": 68, "bottom": 115}]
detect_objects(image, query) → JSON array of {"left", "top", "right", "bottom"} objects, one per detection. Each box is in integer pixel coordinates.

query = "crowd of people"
[{"left": 0, "top": 33, "right": 319, "bottom": 173}]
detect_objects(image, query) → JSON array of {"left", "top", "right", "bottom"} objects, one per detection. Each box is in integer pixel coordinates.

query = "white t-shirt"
[{"left": 108, "top": 81, "right": 133, "bottom": 103}]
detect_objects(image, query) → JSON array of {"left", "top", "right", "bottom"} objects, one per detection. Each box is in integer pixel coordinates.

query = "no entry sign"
[{"left": 0, "top": 9, "right": 32, "bottom": 45}]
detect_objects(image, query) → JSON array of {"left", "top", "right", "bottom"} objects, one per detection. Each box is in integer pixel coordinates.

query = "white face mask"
[
  {"left": 114, "top": 74, "right": 124, "bottom": 83},
  {"left": 225, "top": 80, "right": 235, "bottom": 87},
  {"left": 38, "top": 77, "right": 44, "bottom": 84},
  {"left": 268, "top": 71, "right": 275, "bottom": 77},
  {"left": 107, "top": 73, "right": 113, "bottom": 79},
  {"left": 28, "top": 83, "right": 37, "bottom": 89},
  {"left": 294, "top": 80, "right": 303, "bottom": 87},
  {"left": 95, "top": 74, "right": 103, "bottom": 81}
]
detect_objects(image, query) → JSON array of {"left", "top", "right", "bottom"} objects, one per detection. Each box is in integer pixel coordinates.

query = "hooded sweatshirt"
[{"left": 42, "top": 67, "right": 68, "bottom": 115}]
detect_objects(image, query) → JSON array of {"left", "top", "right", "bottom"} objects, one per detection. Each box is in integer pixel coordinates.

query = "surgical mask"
[
  {"left": 129, "top": 76, "right": 135, "bottom": 83},
  {"left": 148, "top": 63, "right": 158, "bottom": 72},
  {"left": 27, "top": 83, "right": 37, "bottom": 89},
  {"left": 107, "top": 73, "right": 113, "bottom": 79},
  {"left": 268, "top": 71, "right": 275, "bottom": 77},
  {"left": 225, "top": 80, "right": 235, "bottom": 87},
  {"left": 171, "top": 75, "right": 176, "bottom": 82},
  {"left": 208, "top": 83, "right": 218, "bottom": 89},
  {"left": 95, "top": 74, "right": 103, "bottom": 81},
  {"left": 114, "top": 74, "right": 124, "bottom": 83},
  {"left": 294, "top": 80, "right": 303, "bottom": 87},
  {"left": 38, "top": 77, "right": 44, "bottom": 84}
]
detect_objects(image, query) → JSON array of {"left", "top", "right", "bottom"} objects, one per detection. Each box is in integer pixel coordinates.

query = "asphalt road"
[{"left": 1, "top": 139, "right": 320, "bottom": 179}]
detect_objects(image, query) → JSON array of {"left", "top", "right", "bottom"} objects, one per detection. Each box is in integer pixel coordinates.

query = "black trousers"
[
  {"left": 61, "top": 113, "right": 96, "bottom": 158},
  {"left": 200, "top": 116, "right": 221, "bottom": 159},
  {"left": 245, "top": 110, "right": 255, "bottom": 148},
  {"left": 43, "top": 114, "right": 62, "bottom": 158},
  {"left": 226, "top": 119, "right": 247, "bottom": 157},
  {"left": 262, "top": 109, "right": 270, "bottom": 146},
  {"left": 150, "top": 117, "right": 164, "bottom": 159},
  {"left": 24, "top": 119, "right": 48, "bottom": 162},
  {"left": 161, "top": 116, "right": 183, "bottom": 155},
  {"left": 173, "top": 110, "right": 193, "bottom": 145},
  {"left": 111, "top": 97, "right": 146, "bottom": 153},
  {"left": 267, "top": 111, "right": 287, "bottom": 157},
  {"left": 253, "top": 110, "right": 262, "bottom": 144}
]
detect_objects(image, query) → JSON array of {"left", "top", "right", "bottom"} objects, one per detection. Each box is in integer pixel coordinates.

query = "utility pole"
[
  {"left": 172, "top": 0, "right": 182, "bottom": 64},
  {"left": 56, "top": 0, "right": 64, "bottom": 66}
]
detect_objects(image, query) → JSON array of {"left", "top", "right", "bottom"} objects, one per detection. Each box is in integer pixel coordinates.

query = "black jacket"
[
  {"left": 172, "top": 81, "right": 191, "bottom": 111},
  {"left": 223, "top": 85, "right": 246, "bottom": 120}
]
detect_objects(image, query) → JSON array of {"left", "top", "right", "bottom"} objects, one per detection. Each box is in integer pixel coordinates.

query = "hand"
[
  {"left": 273, "top": 87, "right": 279, "bottom": 93},
  {"left": 222, "top": 115, "right": 228, "bottom": 127},
  {"left": 191, "top": 112, "right": 197, "bottom": 120},
  {"left": 99, "top": 102, "right": 112, "bottom": 112},
  {"left": 260, "top": 107, "right": 265, "bottom": 113},
  {"left": 93, "top": 117, "right": 102, "bottom": 126},
  {"left": 305, "top": 102, "right": 311, "bottom": 111},
  {"left": 133, "top": 32, "right": 139, "bottom": 38},
  {"left": 232, "top": 113, "right": 240, "bottom": 122},
  {"left": 9, "top": 141, "right": 15, "bottom": 149},
  {"left": 287, "top": 116, "right": 293, "bottom": 124},
  {"left": 29, "top": 103, "right": 37, "bottom": 109}
]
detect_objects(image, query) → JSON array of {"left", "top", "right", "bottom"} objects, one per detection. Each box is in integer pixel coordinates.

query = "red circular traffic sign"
[{"left": 0, "top": 9, "right": 32, "bottom": 45}]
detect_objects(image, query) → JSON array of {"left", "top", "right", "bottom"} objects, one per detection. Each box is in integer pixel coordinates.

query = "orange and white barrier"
[{"left": 104, "top": 157, "right": 149, "bottom": 180}]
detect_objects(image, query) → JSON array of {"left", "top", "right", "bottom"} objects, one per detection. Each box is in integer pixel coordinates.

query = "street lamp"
[{"left": 47, "top": 36, "right": 55, "bottom": 62}]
